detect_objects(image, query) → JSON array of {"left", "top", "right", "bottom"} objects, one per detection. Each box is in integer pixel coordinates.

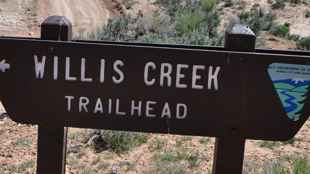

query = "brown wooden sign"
[{"left": 0, "top": 38, "right": 309, "bottom": 140}]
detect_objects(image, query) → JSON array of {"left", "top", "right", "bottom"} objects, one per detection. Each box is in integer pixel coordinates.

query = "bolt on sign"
[{"left": 0, "top": 38, "right": 309, "bottom": 140}]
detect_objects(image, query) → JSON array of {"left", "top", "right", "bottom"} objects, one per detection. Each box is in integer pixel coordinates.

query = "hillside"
[{"left": 0, "top": 0, "right": 154, "bottom": 38}]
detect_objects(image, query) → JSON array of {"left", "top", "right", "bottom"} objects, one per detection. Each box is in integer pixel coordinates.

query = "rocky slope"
[{"left": 0, "top": 0, "right": 154, "bottom": 38}]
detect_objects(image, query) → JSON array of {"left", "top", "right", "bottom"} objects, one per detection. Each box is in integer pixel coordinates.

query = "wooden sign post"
[
  {"left": 36, "top": 16, "right": 72, "bottom": 174},
  {"left": 212, "top": 25, "right": 256, "bottom": 174}
]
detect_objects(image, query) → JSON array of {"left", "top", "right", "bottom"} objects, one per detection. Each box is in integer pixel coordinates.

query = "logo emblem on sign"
[{"left": 268, "top": 63, "right": 310, "bottom": 121}]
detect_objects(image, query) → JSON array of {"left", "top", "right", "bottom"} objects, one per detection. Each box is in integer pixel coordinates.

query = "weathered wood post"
[
  {"left": 36, "top": 16, "right": 72, "bottom": 174},
  {"left": 212, "top": 24, "right": 256, "bottom": 174}
]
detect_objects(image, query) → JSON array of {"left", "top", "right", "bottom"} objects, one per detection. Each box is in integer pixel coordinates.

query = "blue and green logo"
[{"left": 268, "top": 63, "right": 310, "bottom": 121}]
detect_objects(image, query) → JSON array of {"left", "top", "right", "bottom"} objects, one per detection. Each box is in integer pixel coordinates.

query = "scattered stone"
[
  {"left": 67, "top": 144, "right": 82, "bottom": 154},
  {"left": 0, "top": 113, "right": 8, "bottom": 120},
  {"left": 119, "top": 159, "right": 131, "bottom": 166},
  {"left": 87, "top": 134, "right": 108, "bottom": 153},
  {"left": 111, "top": 164, "right": 120, "bottom": 174}
]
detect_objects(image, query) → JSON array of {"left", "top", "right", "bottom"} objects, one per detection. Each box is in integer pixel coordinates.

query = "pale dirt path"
[
  {"left": 0, "top": 0, "right": 155, "bottom": 38},
  {"left": 36, "top": 0, "right": 111, "bottom": 38}
]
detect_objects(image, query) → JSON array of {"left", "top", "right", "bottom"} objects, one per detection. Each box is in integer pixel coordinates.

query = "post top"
[
  {"left": 40, "top": 16, "right": 72, "bottom": 41},
  {"left": 41, "top": 16, "right": 72, "bottom": 28},
  {"left": 224, "top": 24, "right": 256, "bottom": 51}
]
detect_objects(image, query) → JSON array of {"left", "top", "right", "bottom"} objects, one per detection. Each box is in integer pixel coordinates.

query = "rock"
[
  {"left": 119, "top": 159, "right": 131, "bottom": 166},
  {"left": 0, "top": 113, "right": 9, "bottom": 120},
  {"left": 87, "top": 134, "right": 108, "bottom": 153},
  {"left": 67, "top": 144, "right": 82, "bottom": 154},
  {"left": 0, "top": 102, "right": 7, "bottom": 114},
  {"left": 111, "top": 164, "right": 120, "bottom": 174}
]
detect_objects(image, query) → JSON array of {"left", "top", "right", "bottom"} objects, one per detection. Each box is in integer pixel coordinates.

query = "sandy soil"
[{"left": 0, "top": 118, "right": 309, "bottom": 174}]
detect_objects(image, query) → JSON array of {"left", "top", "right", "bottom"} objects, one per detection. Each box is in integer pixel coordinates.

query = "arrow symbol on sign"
[{"left": 0, "top": 59, "right": 10, "bottom": 72}]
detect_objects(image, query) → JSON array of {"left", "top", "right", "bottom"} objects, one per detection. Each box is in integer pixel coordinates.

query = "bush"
[
  {"left": 287, "top": 34, "right": 301, "bottom": 41},
  {"left": 92, "top": 0, "right": 223, "bottom": 46},
  {"left": 153, "top": 0, "right": 185, "bottom": 18},
  {"left": 201, "top": 0, "right": 217, "bottom": 12},
  {"left": 87, "top": 130, "right": 148, "bottom": 154},
  {"left": 152, "top": 148, "right": 201, "bottom": 169},
  {"left": 297, "top": 37, "right": 310, "bottom": 50},
  {"left": 305, "top": 10, "right": 310, "bottom": 18},
  {"left": 263, "top": 160, "right": 289, "bottom": 174},
  {"left": 270, "top": 23, "right": 290, "bottom": 37},
  {"left": 94, "top": 16, "right": 135, "bottom": 41},
  {"left": 258, "top": 141, "right": 281, "bottom": 149},
  {"left": 293, "top": 156, "right": 310, "bottom": 174},
  {"left": 175, "top": 9, "right": 204, "bottom": 35},
  {"left": 272, "top": 0, "right": 286, "bottom": 9},
  {"left": 151, "top": 10, "right": 172, "bottom": 34},
  {"left": 290, "top": 0, "right": 302, "bottom": 4},
  {"left": 239, "top": 6, "right": 275, "bottom": 34},
  {"left": 223, "top": 0, "right": 234, "bottom": 7},
  {"left": 123, "top": 0, "right": 137, "bottom": 9}
]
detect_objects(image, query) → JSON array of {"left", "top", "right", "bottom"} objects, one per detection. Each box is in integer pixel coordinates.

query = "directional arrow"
[{"left": 0, "top": 59, "right": 10, "bottom": 72}]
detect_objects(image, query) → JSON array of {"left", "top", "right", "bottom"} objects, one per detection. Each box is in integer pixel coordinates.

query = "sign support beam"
[
  {"left": 36, "top": 16, "right": 72, "bottom": 174},
  {"left": 212, "top": 24, "right": 256, "bottom": 174}
]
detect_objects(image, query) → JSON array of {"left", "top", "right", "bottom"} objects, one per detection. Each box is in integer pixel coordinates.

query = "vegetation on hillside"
[
  {"left": 87, "top": 0, "right": 223, "bottom": 46},
  {"left": 90, "top": 0, "right": 310, "bottom": 50}
]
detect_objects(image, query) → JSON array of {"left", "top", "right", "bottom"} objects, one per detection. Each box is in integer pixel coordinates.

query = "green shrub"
[
  {"left": 153, "top": 148, "right": 201, "bottom": 169},
  {"left": 293, "top": 156, "right": 310, "bottom": 174},
  {"left": 145, "top": 161, "right": 187, "bottom": 174},
  {"left": 104, "top": 130, "right": 147, "bottom": 153},
  {"left": 175, "top": 9, "right": 204, "bottom": 35},
  {"left": 239, "top": 7, "right": 275, "bottom": 34},
  {"left": 151, "top": 10, "right": 172, "bottom": 34},
  {"left": 123, "top": 0, "right": 137, "bottom": 9},
  {"left": 139, "top": 1, "right": 222, "bottom": 46},
  {"left": 201, "top": 0, "right": 217, "bottom": 12},
  {"left": 287, "top": 34, "right": 301, "bottom": 41},
  {"left": 272, "top": 0, "right": 286, "bottom": 9},
  {"left": 259, "top": 141, "right": 281, "bottom": 149},
  {"left": 199, "top": 137, "right": 210, "bottom": 145},
  {"left": 245, "top": 155, "right": 310, "bottom": 174},
  {"left": 282, "top": 137, "right": 296, "bottom": 145},
  {"left": 223, "top": 0, "right": 234, "bottom": 7},
  {"left": 88, "top": 130, "right": 148, "bottom": 154},
  {"left": 2, "top": 160, "right": 35, "bottom": 173},
  {"left": 186, "top": 151, "right": 201, "bottom": 168},
  {"left": 91, "top": 0, "right": 222, "bottom": 46},
  {"left": 14, "top": 138, "right": 32, "bottom": 147},
  {"left": 93, "top": 16, "right": 135, "bottom": 41},
  {"left": 271, "top": 23, "right": 290, "bottom": 37},
  {"left": 148, "top": 137, "right": 167, "bottom": 152},
  {"left": 153, "top": 0, "right": 184, "bottom": 18},
  {"left": 290, "top": 0, "right": 302, "bottom": 4},
  {"left": 297, "top": 37, "right": 310, "bottom": 50},
  {"left": 263, "top": 160, "right": 289, "bottom": 174},
  {"left": 305, "top": 10, "right": 310, "bottom": 18}
]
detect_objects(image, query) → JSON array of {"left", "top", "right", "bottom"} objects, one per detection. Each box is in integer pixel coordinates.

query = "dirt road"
[
  {"left": 37, "top": 0, "right": 112, "bottom": 38},
  {"left": 0, "top": 0, "right": 124, "bottom": 38}
]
